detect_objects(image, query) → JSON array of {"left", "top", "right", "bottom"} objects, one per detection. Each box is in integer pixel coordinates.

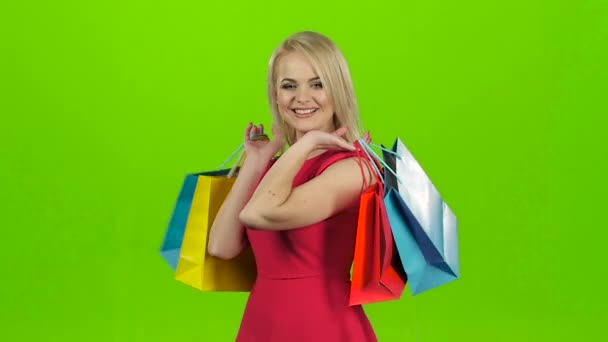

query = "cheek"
[
  {"left": 277, "top": 93, "right": 291, "bottom": 108},
  {"left": 316, "top": 92, "right": 331, "bottom": 107}
]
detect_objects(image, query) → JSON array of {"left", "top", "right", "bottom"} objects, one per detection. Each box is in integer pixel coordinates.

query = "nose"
[{"left": 294, "top": 86, "right": 312, "bottom": 104}]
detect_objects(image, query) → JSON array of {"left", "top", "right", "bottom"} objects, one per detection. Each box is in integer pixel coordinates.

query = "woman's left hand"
[{"left": 301, "top": 127, "right": 356, "bottom": 152}]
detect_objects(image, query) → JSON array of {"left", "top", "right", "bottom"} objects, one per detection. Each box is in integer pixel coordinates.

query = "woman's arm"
[
  {"left": 207, "top": 123, "right": 283, "bottom": 260},
  {"left": 207, "top": 158, "right": 268, "bottom": 260},
  {"left": 239, "top": 129, "right": 376, "bottom": 231}
]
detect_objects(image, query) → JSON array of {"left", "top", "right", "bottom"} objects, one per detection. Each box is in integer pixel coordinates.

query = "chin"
[
  {"left": 285, "top": 111, "right": 331, "bottom": 132},
  {"left": 291, "top": 122, "right": 325, "bottom": 136}
]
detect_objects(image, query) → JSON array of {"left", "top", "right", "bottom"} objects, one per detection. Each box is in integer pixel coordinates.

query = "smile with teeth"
[{"left": 292, "top": 108, "right": 319, "bottom": 117}]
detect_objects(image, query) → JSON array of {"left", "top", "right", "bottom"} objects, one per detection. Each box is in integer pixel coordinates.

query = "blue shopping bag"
[{"left": 384, "top": 188, "right": 459, "bottom": 295}]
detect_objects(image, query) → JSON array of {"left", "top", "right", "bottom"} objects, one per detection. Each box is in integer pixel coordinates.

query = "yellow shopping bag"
[
  {"left": 174, "top": 144, "right": 259, "bottom": 292},
  {"left": 174, "top": 173, "right": 257, "bottom": 291}
]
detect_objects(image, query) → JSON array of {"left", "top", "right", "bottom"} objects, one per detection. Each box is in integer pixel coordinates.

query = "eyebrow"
[{"left": 280, "top": 77, "right": 320, "bottom": 83}]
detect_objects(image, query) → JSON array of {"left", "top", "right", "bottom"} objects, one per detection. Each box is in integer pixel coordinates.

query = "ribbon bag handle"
[
  {"left": 218, "top": 133, "right": 270, "bottom": 178},
  {"left": 357, "top": 138, "right": 403, "bottom": 185},
  {"left": 216, "top": 142, "right": 245, "bottom": 178}
]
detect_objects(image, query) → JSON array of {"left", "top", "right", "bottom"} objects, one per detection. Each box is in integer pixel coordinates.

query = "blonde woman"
[{"left": 208, "top": 31, "right": 378, "bottom": 342}]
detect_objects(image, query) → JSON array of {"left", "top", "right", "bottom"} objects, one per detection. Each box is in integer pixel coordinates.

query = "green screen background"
[{"left": 1, "top": 0, "right": 607, "bottom": 341}]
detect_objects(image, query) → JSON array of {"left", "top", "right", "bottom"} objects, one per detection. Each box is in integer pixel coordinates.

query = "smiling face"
[{"left": 275, "top": 52, "right": 336, "bottom": 141}]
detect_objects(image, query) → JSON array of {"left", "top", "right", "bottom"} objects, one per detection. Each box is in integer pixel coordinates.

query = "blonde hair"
[{"left": 267, "top": 31, "right": 363, "bottom": 146}]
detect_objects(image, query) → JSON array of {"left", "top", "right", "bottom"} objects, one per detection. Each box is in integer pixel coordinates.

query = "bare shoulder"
[{"left": 318, "top": 155, "right": 379, "bottom": 190}]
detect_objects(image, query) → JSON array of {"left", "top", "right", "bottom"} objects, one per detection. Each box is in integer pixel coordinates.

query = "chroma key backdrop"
[{"left": 1, "top": 0, "right": 606, "bottom": 341}]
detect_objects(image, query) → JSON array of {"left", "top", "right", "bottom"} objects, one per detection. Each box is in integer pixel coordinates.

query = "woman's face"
[{"left": 275, "top": 52, "right": 335, "bottom": 141}]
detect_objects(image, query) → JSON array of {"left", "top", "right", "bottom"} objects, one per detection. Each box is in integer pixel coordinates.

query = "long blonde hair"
[{"left": 267, "top": 31, "right": 363, "bottom": 146}]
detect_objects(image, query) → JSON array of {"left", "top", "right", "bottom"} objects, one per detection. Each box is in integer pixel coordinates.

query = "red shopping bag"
[{"left": 349, "top": 142, "right": 407, "bottom": 306}]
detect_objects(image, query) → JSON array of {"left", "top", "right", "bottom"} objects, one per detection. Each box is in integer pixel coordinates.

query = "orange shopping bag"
[{"left": 349, "top": 141, "right": 407, "bottom": 306}]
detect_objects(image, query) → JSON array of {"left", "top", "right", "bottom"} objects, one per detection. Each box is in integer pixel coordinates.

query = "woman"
[{"left": 208, "top": 31, "right": 378, "bottom": 342}]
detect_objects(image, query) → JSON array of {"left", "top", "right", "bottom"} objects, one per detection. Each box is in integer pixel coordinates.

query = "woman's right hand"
[{"left": 243, "top": 123, "right": 285, "bottom": 166}]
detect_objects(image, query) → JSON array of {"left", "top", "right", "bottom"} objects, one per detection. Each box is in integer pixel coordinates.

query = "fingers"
[
  {"left": 321, "top": 134, "right": 355, "bottom": 151},
  {"left": 334, "top": 127, "right": 348, "bottom": 137},
  {"left": 245, "top": 122, "right": 254, "bottom": 141},
  {"left": 340, "top": 139, "right": 356, "bottom": 151},
  {"left": 252, "top": 124, "right": 269, "bottom": 141},
  {"left": 319, "top": 141, "right": 356, "bottom": 151},
  {"left": 363, "top": 131, "right": 371, "bottom": 143},
  {"left": 245, "top": 123, "right": 268, "bottom": 141},
  {"left": 332, "top": 127, "right": 355, "bottom": 150}
]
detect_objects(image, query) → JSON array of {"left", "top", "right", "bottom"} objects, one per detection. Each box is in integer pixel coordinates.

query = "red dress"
[{"left": 235, "top": 150, "right": 378, "bottom": 342}]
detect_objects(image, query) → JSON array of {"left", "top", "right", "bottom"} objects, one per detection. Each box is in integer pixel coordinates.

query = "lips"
[{"left": 292, "top": 108, "right": 319, "bottom": 118}]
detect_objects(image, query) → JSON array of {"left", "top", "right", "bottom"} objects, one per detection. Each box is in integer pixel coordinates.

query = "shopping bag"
[
  {"left": 349, "top": 142, "right": 406, "bottom": 306},
  {"left": 174, "top": 171, "right": 256, "bottom": 291},
  {"left": 160, "top": 172, "right": 199, "bottom": 271},
  {"left": 380, "top": 138, "right": 460, "bottom": 295},
  {"left": 160, "top": 143, "right": 258, "bottom": 292},
  {"left": 160, "top": 168, "right": 232, "bottom": 271}
]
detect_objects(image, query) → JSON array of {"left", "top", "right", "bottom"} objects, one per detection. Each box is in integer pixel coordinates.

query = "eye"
[
  {"left": 281, "top": 84, "right": 295, "bottom": 89},
  {"left": 312, "top": 82, "right": 323, "bottom": 89}
]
